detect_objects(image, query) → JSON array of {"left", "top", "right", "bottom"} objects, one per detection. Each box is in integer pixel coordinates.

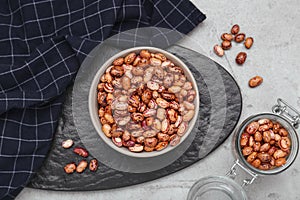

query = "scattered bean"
[
  {"left": 213, "top": 45, "right": 224, "bottom": 57},
  {"left": 89, "top": 159, "right": 99, "bottom": 172},
  {"left": 76, "top": 160, "right": 88, "bottom": 173},
  {"left": 231, "top": 24, "right": 240, "bottom": 35},
  {"left": 244, "top": 37, "right": 254, "bottom": 49},
  {"left": 221, "top": 33, "right": 233, "bottom": 41},
  {"left": 236, "top": 52, "right": 247, "bottom": 65},
  {"left": 64, "top": 163, "right": 76, "bottom": 174},
  {"left": 221, "top": 40, "right": 232, "bottom": 50},
  {"left": 62, "top": 139, "right": 74, "bottom": 149},
  {"left": 73, "top": 147, "right": 89, "bottom": 158},
  {"left": 234, "top": 33, "right": 246, "bottom": 43},
  {"left": 249, "top": 76, "right": 263, "bottom": 88}
]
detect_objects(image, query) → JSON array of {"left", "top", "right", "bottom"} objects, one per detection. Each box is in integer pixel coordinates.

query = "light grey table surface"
[{"left": 17, "top": 0, "right": 300, "bottom": 199}]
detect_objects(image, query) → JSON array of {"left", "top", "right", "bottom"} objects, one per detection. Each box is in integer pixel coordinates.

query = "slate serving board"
[{"left": 28, "top": 46, "right": 242, "bottom": 191}]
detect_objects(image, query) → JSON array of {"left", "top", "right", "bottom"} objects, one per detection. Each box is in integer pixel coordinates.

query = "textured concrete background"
[{"left": 17, "top": 0, "right": 300, "bottom": 199}]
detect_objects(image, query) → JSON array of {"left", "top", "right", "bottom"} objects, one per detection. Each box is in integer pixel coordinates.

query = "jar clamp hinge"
[
  {"left": 226, "top": 159, "right": 258, "bottom": 187},
  {"left": 272, "top": 98, "right": 300, "bottom": 129}
]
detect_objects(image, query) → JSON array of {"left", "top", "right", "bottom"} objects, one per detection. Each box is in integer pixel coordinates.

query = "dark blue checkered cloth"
[{"left": 0, "top": 0, "right": 205, "bottom": 199}]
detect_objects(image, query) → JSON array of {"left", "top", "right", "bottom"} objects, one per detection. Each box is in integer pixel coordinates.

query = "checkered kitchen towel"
[{"left": 0, "top": 0, "right": 205, "bottom": 199}]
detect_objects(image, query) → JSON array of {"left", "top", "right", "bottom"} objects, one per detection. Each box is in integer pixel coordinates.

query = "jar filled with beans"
[
  {"left": 188, "top": 99, "right": 300, "bottom": 200},
  {"left": 235, "top": 99, "right": 299, "bottom": 175}
]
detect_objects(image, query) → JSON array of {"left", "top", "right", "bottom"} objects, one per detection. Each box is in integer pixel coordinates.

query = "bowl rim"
[{"left": 88, "top": 46, "right": 200, "bottom": 158}]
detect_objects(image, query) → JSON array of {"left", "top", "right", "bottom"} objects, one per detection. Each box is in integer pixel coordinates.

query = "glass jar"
[{"left": 187, "top": 99, "right": 300, "bottom": 200}]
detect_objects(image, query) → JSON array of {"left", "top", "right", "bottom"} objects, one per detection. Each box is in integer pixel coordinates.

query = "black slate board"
[{"left": 28, "top": 46, "right": 242, "bottom": 191}]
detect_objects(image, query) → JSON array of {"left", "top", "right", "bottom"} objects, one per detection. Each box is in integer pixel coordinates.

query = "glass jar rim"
[
  {"left": 187, "top": 176, "right": 248, "bottom": 200},
  {"left": 235, "top": 112, "right": 299, "bottom": 175}
]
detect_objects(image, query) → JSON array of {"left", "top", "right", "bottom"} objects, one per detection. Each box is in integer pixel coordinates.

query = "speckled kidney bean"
[
  {"left": 279, "top": 128, "right": 288, "bottom": 136},
  {"left": 157, "top": 132, "right": 170, "bottom": 142},
  {"left": 249, "top": 136, "right": 254, "bottom": 147},
  {"left": 259, "top": 143, "right": 271, "bottom": 152},
  {"left": 123, "top": 140, "right": 135, "bottom": 147},
  {"left": 221, "top": 40, "right": 232, "bottom": 50},
  {"left": 278, "top": 137, "right": 291, "bottom": 151},
  {"left": 138, "top": 102, "right": 147, "bottom": 113},
  {"left": 244, "top": 37, "right": 254, "bottom": 49},
  {"left": 136, "top": 136, "right": 145, "bottom": 144},
  {"left": 168, "top": 86, "right": 182, "bottom": 93},
  {"left": 122, "top": 131, "right": 131, "bottom": 141},
  {"left": 247, "top": 152, "right": 258, "bottom": 163},
  {"left": 132, "top": 66, "right": 144, "bottom": 76},
  {"left": 89, "top": 159, "right": 98, "bottom": 172},
  {"left": 156, "top": 98, "right": 170, "bottom": 109},
  {"left": 246, "top": 122, "right": 259, "bottom": 134},
  {"left": 231, "top": 24, "right": 240, "bottom": 35},
  {"left": 166, "top": 109, "right": 178, "bottom": 123},
  {"left": 259, "top": 124, "right": 269, "bottom": 132},
  {"left": 161, "top": 92, "right": 176, "bottom": 101},
  {"left": 221, "top": 33, "right": 233, "bottom": 41},
  {"left": 259, "top": 163, "right": 271, "bottom": 170},
  {"left": 183, "top": 110, "right": 195, "bottom": 122},
  {"left": 62, "top": 139, "right": 74, "bottom": 149},
  {"left": 140, "top": 50, "right": 151, "bottom": 59},
  {"left": 112, "top": 137, "right": 123, "bottom": 147},
  {"left": 273, "top": 149, "right": 287, "bottom": 159},
  {"left": 268, "top": 146, "right": 277, "bottom": 156},
  {"left": 274, "top": 134, "right": 281, "bottom": 141},
  {"left": 129, "top": 144, "right": 144, "bottom": 152},
  {"left": 275, "top": 158, "right": 286, "bottom": 167},
  {"left": 177, "top": 122, "right": 188, "bottom": 136},
  {"left": 234, "top": 33, "right": 245, "bottom": 43},
  {"left": 213, "top": 45, "right": 224, "bottom": 57},
  {"left": 104, "top": 113, "right": 114, "bottom": 124},
  {"left": 155, "top": 142, "right": 168, "bottom": 151},
  {"left": 249, "top": 76, "right": 263, "bottom": 88},
  {"left": 124, "top": 52, "right": 136, "bottom": 64},
  {"left": 169, "top": 134, "right": 181, "bottom": 146},
  {"left": 257, "top": 153, "right": 271, "bottom": 162},
  {"left": 235, "top": 52, "right": 247, "bottom": 65},
  {"left": 110, "top": 66, "right": 125, "bottom": 78},
  {"left": 161, "top": 119, "right": 170, "bottom": 134},
  {"left": 76, "top": 160, "right": 88, "bottom": 173},
  {"left": 163, "top": 73, "right": 174, "bottom": 87},
  {"left": 131, "top": 130, "right": 143, "bottom": 137},
  {"left": 263, "top": 131, "right": 272, "bottom": 143},
  {"left": 242, "top": 147, "right": 253, "bottom": 156},
  {"left": 144, "top": 146, "right": 154, "bottom": 152},
  {"left": 254, "top": 131, "right": 262, "bottom": 142},
  {"left": 251, "top": 159, "right": 261, "bottom": 168},
  {"left": 253, "top": 142, "right": 261, "bottom": 152},
  {"left": 113, "top": 57, "right": 124, "bottom": 66},
  {"left": 240, "top": 132, "right": 250, "bottom": 147},
  {"left": 64, "top": 163, "right": 76, "bottom": 174},
  {"left": 121, "top": 76, "right": 131, "bottom": 90},
  {"left": 143, "top": 130, "right": 157, "bottom": 138},
  {"left": 144, "top": 137, "right": 158, "bottom": 148},
  {"left": 73, "top": 147, "right": 89, "bottom": 158}
]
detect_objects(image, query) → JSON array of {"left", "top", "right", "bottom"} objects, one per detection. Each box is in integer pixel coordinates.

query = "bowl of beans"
[
  {"left": 89, "top": 47, "right": 200, "bottom": 157},
  {"left": 236, "top": 113, "right": 299, "bottom": 175}
]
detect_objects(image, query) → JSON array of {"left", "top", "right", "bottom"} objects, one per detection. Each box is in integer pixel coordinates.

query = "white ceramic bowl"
[{"left": 89, "top": 47, "right": 200, "bottom": 158}]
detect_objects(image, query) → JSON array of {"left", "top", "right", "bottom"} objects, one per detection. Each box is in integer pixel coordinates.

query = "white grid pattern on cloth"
[{"left": 0, "top": 0, "right": 205, "bottom": 199}]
